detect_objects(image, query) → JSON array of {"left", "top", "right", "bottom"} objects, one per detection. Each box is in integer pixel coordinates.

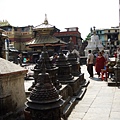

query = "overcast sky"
[{"left": 0, "top": 0, "right": 119, "bottom": 39}]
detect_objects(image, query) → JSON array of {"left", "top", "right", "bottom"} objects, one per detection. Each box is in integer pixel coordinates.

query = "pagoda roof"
[
  {"left": 26, "top": 14, "right": 66, "bottom": 47},
  {"left": 34, "top": 23, "right": 54, "bottom": 30},
  {"left": 26, "top": 35, "right": 66, "bottom": 47}
]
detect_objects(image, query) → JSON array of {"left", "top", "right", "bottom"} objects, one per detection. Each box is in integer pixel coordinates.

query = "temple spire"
[{"left": 44, "top": 14, "right": 48, "bottom": 25}]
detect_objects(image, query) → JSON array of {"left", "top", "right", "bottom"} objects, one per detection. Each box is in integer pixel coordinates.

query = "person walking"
[
  {"left": 18, "top": 53, "right": 22, "bottom": 66},
  {"left": 87, "top": 50, "right": 94, "bottom": 78},
  {"left": 101, "top": 50, "right": 109, "bottom": 62},
  {"left": 95, "top": 51, "right": 106, "bottom": 78}
]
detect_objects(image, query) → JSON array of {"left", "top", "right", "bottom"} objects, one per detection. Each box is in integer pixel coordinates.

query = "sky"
[{"left": 0, "top": 0, "right": 119, "bottom": 39}]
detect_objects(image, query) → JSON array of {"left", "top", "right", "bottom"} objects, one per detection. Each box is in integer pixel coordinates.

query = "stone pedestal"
[
  {"left": 0, "top": 58, "right": 27, "bottom": 120},
  {"left": 67, "top": 51, "right": 81, "bottom": 76},
  {"left": 62, "top": 77, "right": 82, "bottom": 95}
]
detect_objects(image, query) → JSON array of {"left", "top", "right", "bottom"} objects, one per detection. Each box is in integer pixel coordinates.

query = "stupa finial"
[
  {"left": 93, "top": 26, "right": 96, "bottom": 35},
  {"left": 44, "top": 14, "right": 48, "bottom": 25}
]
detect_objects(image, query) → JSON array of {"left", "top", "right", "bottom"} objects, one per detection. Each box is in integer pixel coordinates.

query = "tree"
[{"left": 85, "top": 33, "right": 91, "bottom": 41}]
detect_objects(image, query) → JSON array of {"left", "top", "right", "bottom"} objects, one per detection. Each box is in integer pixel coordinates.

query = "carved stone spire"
[{"left": 25, "top": 57, "right": 64, "bottom": 120}]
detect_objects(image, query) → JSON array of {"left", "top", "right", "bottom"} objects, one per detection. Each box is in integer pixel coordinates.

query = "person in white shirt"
[{"left": 87, "top": 50, "right": 94, "bottom": 78}]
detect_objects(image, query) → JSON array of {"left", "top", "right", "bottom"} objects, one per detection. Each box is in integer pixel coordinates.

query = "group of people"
[{"left": 86, "top": 50, "right": 109, "bottom": 79}]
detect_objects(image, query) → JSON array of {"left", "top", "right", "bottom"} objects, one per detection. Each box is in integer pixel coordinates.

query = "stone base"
[
  {"left": 25, "top": 79, "right": 89, "bottom": 120},
  {"left": 108, "top": 78, "right": 120, "bottom": 86},
  {"left": 81, "top": 79, "right": 90, "bottom": 87},
  {"left": 59, "top": 85, "right": 76, "bottom": 120},
  {"left": 76, "top": 87, "right": 87, "bottom": 100},
  {"left": 62, "top": 97, "right": 76, "bottom": 119},
  {"left": 25, "top": 85, "right": 76, "bottom": 120},
  {"left": 60, "top": 77, "right": 82, "bottom": 96},
  {"left": 0, "top": 107, "right": 25, "bottom": 120},
  {"left": 80, "top": 57, "right": 87, "bottom": 65},
  {"left": 79, "top": 73, "right": 89, "bottom": 86}
]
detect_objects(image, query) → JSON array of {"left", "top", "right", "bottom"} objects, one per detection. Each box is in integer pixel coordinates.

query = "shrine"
[
  {"left": 27, "top": 14, "right": 66, "bottom": 54},
  {"left": 85, "top": 27, "right": 104, "bottom": 56},
  {"left": 25, "top": 58, "right": 64, "bottom": 120},
  {"left": 28, "top": 45, "right": 61, "bottom": 91}
]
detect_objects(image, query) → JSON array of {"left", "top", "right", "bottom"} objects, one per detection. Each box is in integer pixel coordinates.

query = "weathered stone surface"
[
  {"left": 0, "top": 58, "right": 27, "bottom": 119},
  {"left": 0, "top": 58, "right": 27, "bottom": 75}
]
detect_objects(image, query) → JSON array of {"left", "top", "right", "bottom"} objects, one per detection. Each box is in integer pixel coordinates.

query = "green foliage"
[{"left": 85, "top": 33, "right": 91, "bottom": 41}]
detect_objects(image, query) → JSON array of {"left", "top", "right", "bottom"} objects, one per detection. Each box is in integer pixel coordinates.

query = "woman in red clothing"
[{"left": 95, "top": 51, "right": 106, "bottom": 78}]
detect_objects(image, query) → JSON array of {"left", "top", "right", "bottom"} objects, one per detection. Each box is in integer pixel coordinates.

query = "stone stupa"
[{"left": 85, "top": 26, "right": 104, "bottom": 56}]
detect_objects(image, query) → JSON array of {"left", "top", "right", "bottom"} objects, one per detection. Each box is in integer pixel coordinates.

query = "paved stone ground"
[
  {"left": 68, "top": 65, "right": 120, "bottom": 120},
  {"left": 24, "top": 64, "right": 120, "bottom": 120}
]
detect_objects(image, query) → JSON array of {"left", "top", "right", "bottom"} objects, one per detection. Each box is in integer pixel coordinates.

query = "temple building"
[
  {"left": 0, "top": 16, "right": 84, "bottom": 62},
  {"left": 0, "top": 20, "right": 33, "bottom": 52},
  {"left": 53, "top": 27, "right": 83, "bottom": 54},
  {"left": 26, "top": 14, "right": 66, "bottom": 54}
]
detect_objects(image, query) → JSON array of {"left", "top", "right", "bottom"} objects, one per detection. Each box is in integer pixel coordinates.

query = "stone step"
[
  {"left": 81, "top": 79, "right": 90, "bottom": 87},
  {"left": 75, "top": 87, "right": 87, "bottom": 100},
  {"left": 62, "top": 97, "right": 76, "bottom": 120}
]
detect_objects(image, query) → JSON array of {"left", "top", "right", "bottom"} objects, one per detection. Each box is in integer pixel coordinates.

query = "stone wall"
[{"left": 0, "top": 58, "right": 27, "bottom": 119}]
